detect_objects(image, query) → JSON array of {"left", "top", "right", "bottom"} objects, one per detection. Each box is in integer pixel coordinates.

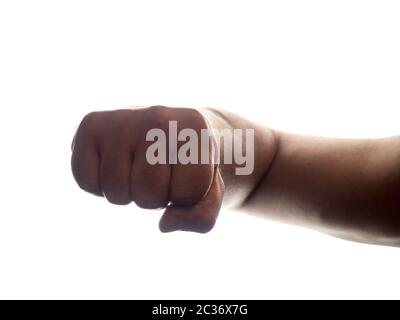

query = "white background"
[{"left": 0, "top": 0, "right": 400, "bottom": 299}]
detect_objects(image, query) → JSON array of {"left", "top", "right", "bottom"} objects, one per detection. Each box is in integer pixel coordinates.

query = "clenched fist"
[
  {"left": 71, "top": 105, "right": 400, "bottom": 246},
  {"left": 71, "top": 106, "right": 224, "bottom": 233}
]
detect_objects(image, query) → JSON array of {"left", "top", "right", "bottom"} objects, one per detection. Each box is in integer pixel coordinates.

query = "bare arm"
[
  {"left": 243, "top": 131, "right": 400, "bottom": 246},
  {"left": 72, "top": 106, "right": 400, "bottom": 246},
  {"left": 205, "top": 108, "right": 400, "bottom": 246}
]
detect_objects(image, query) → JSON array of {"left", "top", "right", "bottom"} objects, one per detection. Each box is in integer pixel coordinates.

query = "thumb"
[{"left": 159, "top": 169, "right": 225, "bottom": 233}]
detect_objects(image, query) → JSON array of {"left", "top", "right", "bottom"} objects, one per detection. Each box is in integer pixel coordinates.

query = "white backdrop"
[{"left": 0, "top": 0, "right": 400, "bottom": 299}]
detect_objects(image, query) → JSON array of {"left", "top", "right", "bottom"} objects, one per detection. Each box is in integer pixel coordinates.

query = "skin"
[{"left": 71, "top": 106, "right": 400, "bottom": 246}]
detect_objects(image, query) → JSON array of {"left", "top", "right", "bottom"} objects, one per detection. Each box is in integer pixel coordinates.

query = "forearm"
[
  {"left": 204, "top": 108, "right": 400, "bottom": 245},
  {"left": 242, "top": 131, "right": 400, "bottom": 246}
]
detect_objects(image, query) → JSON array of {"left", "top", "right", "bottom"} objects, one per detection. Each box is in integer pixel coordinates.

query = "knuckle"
[
  {"left": 183, "top": 108, "right": 208, "bottom": 130},
  {"left": 101, "top": 174, "right": 131, "bottom": 205},
  {"left": 78, "top": 181, "right": 99, "bottom": 195},
  {"left": 109, "top": 109, "right": 132, "bottom": 126},
  {"left": 144, "top": 105, "right": 171, "bottom": 129},
  {"left": 133, "top": 191, "right": 167, "bottom": 209},
  {"left": 135, "top": 199, "right": 166, "bottom": 210},
  {"left": 170, "top": 189, "right": 202, "bottom": 206},
  {"left": 135, "top": 197, "right": 167, "bottom": 209},
  {"left": 74, "top": 112, "right": 102, "bottom": 145},
  {"left": 72, "top": 169, "right": 99, "bottom": 195},
  {"left": 146, "top": 105, "right": 170, "bottom": 119},
  {"left": 71, "top": 160, "right": 92, "bottom": 193},
  {"left": 103, "top": 189, "right": 131, "bottom": 205},
  {"left": 105, "top": 110, "right": 129, "bottom": 135},
  {"left": 79, "top": 111, "right": 100, "bottom": 132},
  {"left": 147, "top": 105, "right": 170, "bottom": 115},
  {"left": 96, "top": 110, "right": 137, "bottom": 146}
]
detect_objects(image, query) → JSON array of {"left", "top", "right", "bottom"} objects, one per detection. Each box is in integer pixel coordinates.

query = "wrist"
[{"left": 201, "top": 107, "right": 279, "bottom": 208}]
